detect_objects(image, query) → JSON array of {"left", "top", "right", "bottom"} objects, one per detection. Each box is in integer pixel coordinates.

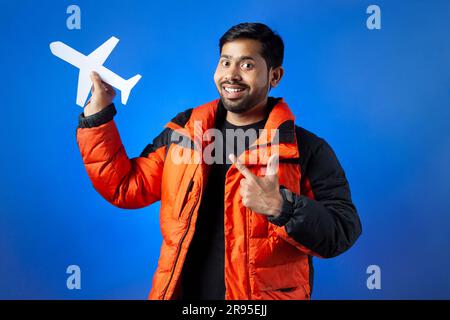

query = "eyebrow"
[{"left": 220, "top": 54, "right": 256, "bottom": 61}]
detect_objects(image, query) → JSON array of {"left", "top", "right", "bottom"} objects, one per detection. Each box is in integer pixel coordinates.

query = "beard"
[{"left": 220, "top": 82, "right": 270, "bottom": 114}]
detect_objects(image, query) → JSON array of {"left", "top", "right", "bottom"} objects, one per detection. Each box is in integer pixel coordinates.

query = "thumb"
[
  {"left": 265, "top": 153, "right": 279, "bottom": 180},
  {"left": 90, "top": 71, "right": 102, "bottom": 92}
]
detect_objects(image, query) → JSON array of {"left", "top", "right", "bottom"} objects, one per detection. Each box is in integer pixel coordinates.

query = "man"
[{"left": 76, "top": 23, "right": 362, "bottom": 300}]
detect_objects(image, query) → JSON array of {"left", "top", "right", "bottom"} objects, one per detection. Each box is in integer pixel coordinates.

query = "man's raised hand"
[{"left": 83, "top": 71, "right": 116, "bottom": 117}]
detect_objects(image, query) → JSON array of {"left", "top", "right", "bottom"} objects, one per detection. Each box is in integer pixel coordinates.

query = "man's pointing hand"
[{"left": 229, "top": 153, "right": 283, "bottom": 218}]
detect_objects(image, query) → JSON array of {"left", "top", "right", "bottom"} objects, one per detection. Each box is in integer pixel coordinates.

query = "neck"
[{"left": 226, "top": 97, "right": 268, "bottom": 126}]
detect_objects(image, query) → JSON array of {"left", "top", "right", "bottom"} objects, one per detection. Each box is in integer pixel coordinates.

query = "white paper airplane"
[{"left": 50, "top": 36, "right": 142, "bottom": 107}]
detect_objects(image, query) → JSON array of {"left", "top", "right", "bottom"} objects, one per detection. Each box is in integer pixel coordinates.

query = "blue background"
[{"left": 1, "top": 0, "right": 449, "bottom": 299}]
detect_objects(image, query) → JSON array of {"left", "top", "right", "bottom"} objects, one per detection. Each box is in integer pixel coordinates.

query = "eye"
[
  {"left": 221, "top": 60, "right": 230, "bottom": 67},
  {"left": 241, "top": 62, "right": 254, "bottom": 70}
]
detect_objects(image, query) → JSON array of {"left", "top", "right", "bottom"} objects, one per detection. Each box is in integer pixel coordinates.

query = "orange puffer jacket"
[{"left": 76, "top": 97, "right": 361, "bottom": 300}]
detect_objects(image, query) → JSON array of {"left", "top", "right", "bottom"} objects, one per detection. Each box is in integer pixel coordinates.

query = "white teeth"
[{"left": 224, "top": 87, "right": 244, "bottom": 93}]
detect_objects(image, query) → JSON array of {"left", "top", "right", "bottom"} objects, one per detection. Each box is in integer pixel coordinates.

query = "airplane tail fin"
[{"left": 121, "top": 74, "right": 142, "bottom": 105}]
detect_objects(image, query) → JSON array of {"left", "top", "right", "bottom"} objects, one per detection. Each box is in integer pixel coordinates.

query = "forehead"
[{"left": 220, "top": 39, "right": 264, "bottom": 60}]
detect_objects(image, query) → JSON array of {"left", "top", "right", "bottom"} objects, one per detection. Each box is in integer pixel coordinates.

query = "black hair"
[{"left": 219, "top": 22, "right": 284, "bottom": 69}]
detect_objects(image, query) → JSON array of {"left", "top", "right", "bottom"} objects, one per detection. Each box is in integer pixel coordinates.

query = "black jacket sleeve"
[
  {"left": 78, "top": 103, "right": 117, "bottom": 128},
  {"left": 269, "top": 127, "right": 362, "bottom": 258}
]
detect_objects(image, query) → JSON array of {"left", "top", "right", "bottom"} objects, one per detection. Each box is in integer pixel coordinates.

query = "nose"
[{"left": 224, "top": 63, "right": 242, "bottom": 83}]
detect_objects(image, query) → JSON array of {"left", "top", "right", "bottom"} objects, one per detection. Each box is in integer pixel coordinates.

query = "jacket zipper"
[
  {"left": 162, "top": 163, "right": 201, "bottom": 300},
  {"left": 178, "top": 179, "right": 194, "bottom": 219},
  {"left": 162, "top": 190, "right": 198, "bottom": 300},
  {"left": 246, "top": 208, "right": 251, "bottom": 299}
]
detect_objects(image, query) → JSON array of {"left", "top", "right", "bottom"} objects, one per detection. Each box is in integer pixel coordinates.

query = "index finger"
[{"left": 229, "top": 154, "right": 255, "bottom": 181}]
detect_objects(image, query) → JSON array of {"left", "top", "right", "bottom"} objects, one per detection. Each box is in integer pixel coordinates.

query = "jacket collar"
[{"left": 167, "top": 97, "right": 299, "bottom": 163}]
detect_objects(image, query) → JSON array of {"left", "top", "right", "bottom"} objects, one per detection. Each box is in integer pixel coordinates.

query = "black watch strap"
[{"left": 268, "top": 187, "right": 295, "bottom": 227}]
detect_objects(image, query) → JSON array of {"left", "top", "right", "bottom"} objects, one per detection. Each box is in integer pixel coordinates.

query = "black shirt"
[{"left": 180, "top": 116, "right": 267, "bottom": 300}]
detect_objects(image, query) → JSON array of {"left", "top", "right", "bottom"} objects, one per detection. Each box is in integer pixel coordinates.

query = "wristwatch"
[{"left": 268, "top": 187, "right": 295, "bottom": 227}]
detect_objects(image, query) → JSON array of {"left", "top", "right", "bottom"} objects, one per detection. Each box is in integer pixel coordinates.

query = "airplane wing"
[
  {"left": 76, "top": 69, "right": 92, "bottom": 107},
  {"left": 87, "top": 36, "right": 119, "bottom": 66}
]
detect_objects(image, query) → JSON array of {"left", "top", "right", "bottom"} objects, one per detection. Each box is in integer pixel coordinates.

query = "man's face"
[{"left": 214, "top": 39, "right": 270, "bottom": 114}]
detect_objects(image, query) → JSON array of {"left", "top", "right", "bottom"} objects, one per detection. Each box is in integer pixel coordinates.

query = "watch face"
[
  {"left": 282, "top": 188, "right": 294, "bottom": 203},
  {"left": 284, "top": 189, "right": 294, "bottom": 202}
]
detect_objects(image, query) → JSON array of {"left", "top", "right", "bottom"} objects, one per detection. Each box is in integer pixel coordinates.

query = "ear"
[{"left": 269, "top": 66, "right": 284, "bottom": 89}]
